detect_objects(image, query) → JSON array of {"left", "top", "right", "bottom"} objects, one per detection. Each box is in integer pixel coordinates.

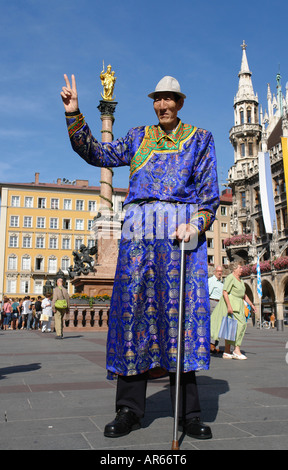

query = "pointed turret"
[
  {"left": 235, "top": 41, "right": 258, "bottom": 105},
  {"left": 229, "top": 41, "right": 262, "bottom": 168}
]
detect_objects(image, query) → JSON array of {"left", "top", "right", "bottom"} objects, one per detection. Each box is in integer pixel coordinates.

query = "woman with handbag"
[
  {"left": 211, "top": 260, "right": 256, "bottom": 360},
  {"left": 52, "top": 278, "right": 70, "bottom": 339}
]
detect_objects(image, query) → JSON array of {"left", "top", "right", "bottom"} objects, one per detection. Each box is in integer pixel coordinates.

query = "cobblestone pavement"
[{"left": 0, "top": 325, "right": 287, "bottom": 451}]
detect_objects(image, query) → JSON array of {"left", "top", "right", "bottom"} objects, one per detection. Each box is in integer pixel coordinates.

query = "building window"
[
  {"left": 48, "top": 258, "right": 57, "bottom": 273},
  {"left": 207, "top": 238, "right": 214, "bottom": 249},
  {"left": 88, "top": 200, "right": 96, "bottom": 212},
  {"left": 25, "top": 197, "right": 33, "bottom": 208},
  {"left": 248, "top": 142, "right": 253, "bottom": 156},
  {"left": 20, "top": 279, "right": 29, "bottom": 294},
  {"left": 274, "top": 177, "right": 280, "bottom": 196},
  {"left": 88, "top": 220, "right": 93, "bottom": 230},
  {"left": 23, "top": 216, "right": 32, "bottom": 228},
  {"left": 8, "top": 255, "right": 17, "bottom": 270},
  {"left": 22, "top": 256, "right": 31, "bottom": 270},
  {"left": 61, "top": 258, "right": 70, "bottom": 271},
  {"left": 75, "top": 219, "right": 84, "bottom": 230},
  {"left": 36, "top": 236, "right": 45, "bottom": 249},
  {"left": 63, "top": 199, "right": 72, "bottom": 210},
  {"left": 283, "top": 208, "right": 288, "bottom": 228},
  {"left": 241, "top": 143, "right": 245, "bottom": 157},
  {"left": 34, "top": 280, "right": 43, "bottom": 294},
  {"left": 49, "top": 237, "right": 58, "bottom": 249},
  {"left": 7, "top": 279, "right": 17, "bottom": 293},
  {"left": 208, "top": 255, "right": 214, "bottom": 265},
  {"left": 50, "top": 218, "right": 59, "bottom": 229},
  {"left": 76, "top": 200, "right": 84, "bottom": 211},
  {"left": 75, "top": 238, "right": 83, "bottom": 250},
  {"left": 254, "top": 188, "right": 260, "bottom": 205},
  {"left": 9, "top": 235, "right": 18, "bottom": 248},
  {"left": 23, "top": 236, "right": 32, "bottom": 248},
  {"left": 11, "top": 196, "right": 20, "bottom": 207},
  {"left": 117, "top": 200, "right": 123, "bottom": 213},
  {"left": 35, "top": 257, "right": 44, "bottom": 271},
  {"left": 221, "top": 223, "right": 228, "bottom": 233},
  {"left": 222, "top": 256, "right": 229, "bottom": 265},
  {"left": 37, "top": 217, "right": 46, "bottom": 229},
  {"left": 240, "top": 110, "right": 244, "bottom": 124},
  {"left": 276, "top": 211, "right": 281, "bottom": 232},
  {"left": 38, "top": 197, "right": 46, "bottom": 209},
  {"left": 241, "top": 191, "right": 246, "bottom": 208},
  {"left": 220, "top": 206, "right": 227, "bottom": 216},
  {"left": 51, "top": 198, "right": 59, "bottom": 210},
  {"left": 10, "top": 215, "right": 19, "bottom": 227},
  {"left": 247, "top": 109, "right": 252, "bottom": 123},
  {"left": 87, "top": 239, "right": 96, "bottom": 249},
  {"left": 62, "top": 238, "right": 71, "bottom": 250},
  {"left": 63, "top": 219, "right": 71, "bottom": 230}
]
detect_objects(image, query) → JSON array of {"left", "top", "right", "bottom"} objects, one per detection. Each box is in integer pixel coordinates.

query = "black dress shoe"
[
  {"left": 104, "top": 407, "right": 141, "bottom": 438},
  {"left": 182, "top": 417, "right": 212, "bottom": 440}
]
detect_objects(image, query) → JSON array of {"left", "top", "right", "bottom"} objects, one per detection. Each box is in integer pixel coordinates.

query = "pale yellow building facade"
[
  {"left": 206, "top": 189, "right": 233, "bottom": 275},
  {"left": 0, "top": 173, "right": 127, "bottom": 299}
]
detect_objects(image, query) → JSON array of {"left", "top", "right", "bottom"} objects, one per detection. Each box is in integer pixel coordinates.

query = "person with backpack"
[{"left": 33, "top": 296, "right": 43, "bottom": 330}]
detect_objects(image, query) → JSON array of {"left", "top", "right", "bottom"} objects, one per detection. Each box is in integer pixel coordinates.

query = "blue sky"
[{"left": 0, "top": 0, "right": 288, "bottom": 192}]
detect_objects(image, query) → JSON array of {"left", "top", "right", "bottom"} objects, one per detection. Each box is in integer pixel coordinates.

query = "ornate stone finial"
[
  {"left": 100, "top": 61, "right": 117, "bottom": 101},
  {"left": 241, "top": 40, "right": 247, "bottom": 50}
]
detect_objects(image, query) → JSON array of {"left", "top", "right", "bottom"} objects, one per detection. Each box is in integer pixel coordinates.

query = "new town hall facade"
[{"left": 226, "top": 41, "right": 288, "bottom": 329}]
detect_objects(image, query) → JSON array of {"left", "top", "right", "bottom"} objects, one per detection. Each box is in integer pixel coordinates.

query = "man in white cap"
[{"left": 61, "top": 75, "right": 219, "bottom": 441}]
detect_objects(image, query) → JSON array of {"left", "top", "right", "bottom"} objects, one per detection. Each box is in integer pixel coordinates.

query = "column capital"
[{"left": 97, "top": 100, "right": 118, "bottom": 117}]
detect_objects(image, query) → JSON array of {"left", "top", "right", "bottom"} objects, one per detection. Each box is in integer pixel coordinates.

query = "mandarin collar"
[{"left": 154, "top": 120, "right": 183, "bottom": 144}]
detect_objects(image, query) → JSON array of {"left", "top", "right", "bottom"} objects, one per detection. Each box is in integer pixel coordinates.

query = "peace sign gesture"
[{"left": 60, "top": 74, "right": 79, "bottom": 113}]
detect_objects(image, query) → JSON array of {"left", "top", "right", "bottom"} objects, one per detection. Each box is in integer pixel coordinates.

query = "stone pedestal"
[{"left": 71, "top": 271, "right": 114, "bottom": 298}]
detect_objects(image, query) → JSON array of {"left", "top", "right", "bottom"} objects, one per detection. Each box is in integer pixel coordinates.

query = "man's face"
[
  {"left": 153, "top": 92, "right": 184, "bottom": 131},
  {"left": 215, "top": 268, "right": 223, "bottom": 280}
]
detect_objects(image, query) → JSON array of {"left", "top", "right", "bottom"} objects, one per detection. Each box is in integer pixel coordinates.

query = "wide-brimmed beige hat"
[{"left": 148, "top": 76, "right": 186, "bottom": 100}]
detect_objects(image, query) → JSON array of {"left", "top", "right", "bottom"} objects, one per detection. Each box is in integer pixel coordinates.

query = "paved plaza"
[{"left": 0, "top": 324, "right": 287, "bottom": 451}]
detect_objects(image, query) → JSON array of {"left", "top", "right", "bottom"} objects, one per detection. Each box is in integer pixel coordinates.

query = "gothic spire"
[
  {"left": 235, "top": 41, "right": 258, "bottom": 104},
  {"left": 239, "top": 40, "right": 251, "bottom": 75}
]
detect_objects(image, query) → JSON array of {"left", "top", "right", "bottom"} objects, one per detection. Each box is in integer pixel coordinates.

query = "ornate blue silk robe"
[{"left": 66, "top": 116, "right": 220, "bottom": 376}]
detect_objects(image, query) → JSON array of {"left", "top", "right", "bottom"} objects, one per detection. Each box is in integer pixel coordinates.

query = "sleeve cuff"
[
  {"left": 189, "top": 210, "right": 213, "bottom": 235},
  {"left": 66, "top": 113, "right": 86, "bottom": 138},
  {"left": 65, "top": 109, "right": 81, "bottom": 116}
]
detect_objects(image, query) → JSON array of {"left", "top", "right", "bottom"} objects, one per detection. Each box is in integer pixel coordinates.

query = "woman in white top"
[{"left": 41, "top": 293, "right": 53, "bottom": 333}]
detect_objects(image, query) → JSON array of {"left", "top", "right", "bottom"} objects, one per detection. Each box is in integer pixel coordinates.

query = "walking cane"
[{"left": 171, "top": 239, "right": 186, "bottom": 450}]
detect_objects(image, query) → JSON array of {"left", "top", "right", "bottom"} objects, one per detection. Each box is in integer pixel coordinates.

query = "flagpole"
[{"left": 257, "top": 256, "right": 262, "bottom": 328}]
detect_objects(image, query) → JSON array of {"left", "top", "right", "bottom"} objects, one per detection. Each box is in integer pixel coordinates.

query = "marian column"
[
  {"left": 98, "top": 63, "right": 117, "bottom": 210},
  {"left": 70, "top": 64, "right": 121, "bottom": 301},
  {"left": 93, "top": 64, "right": 121, "bottom": 270}
]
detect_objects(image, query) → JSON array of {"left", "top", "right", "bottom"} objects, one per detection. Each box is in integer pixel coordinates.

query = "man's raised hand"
[{"left": 61, "top": 74, "right": 79, "bottom": 113}]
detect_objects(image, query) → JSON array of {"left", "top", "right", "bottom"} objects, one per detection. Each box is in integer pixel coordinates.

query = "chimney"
[
  {"left": 57, "top": 178, "right": 61, "bottom": 185},
  {"left": 35, "top": 172, "right": 40, "bottom": 184}
]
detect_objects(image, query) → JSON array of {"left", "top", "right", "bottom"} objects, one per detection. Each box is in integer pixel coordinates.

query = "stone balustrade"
[{"left": 63, "top": 302, "right": 110, "bottom": 331}]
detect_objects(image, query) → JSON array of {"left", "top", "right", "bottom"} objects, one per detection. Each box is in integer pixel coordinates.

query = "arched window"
[{"left": 247, "top": 108, "right": 252, "bottom": 123}]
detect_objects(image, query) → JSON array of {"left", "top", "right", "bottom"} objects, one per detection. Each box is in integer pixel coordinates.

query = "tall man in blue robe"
[{"left": 61, "top": 74, "right": 219, "bottom": 440}]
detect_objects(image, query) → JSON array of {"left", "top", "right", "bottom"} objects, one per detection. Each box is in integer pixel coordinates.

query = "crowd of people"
[
  {"left": 1, "top": 278, "right": 70, "bottom": 339},
  {"left": 0, "top": 293, "right": 53, "bottom": 333}
]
